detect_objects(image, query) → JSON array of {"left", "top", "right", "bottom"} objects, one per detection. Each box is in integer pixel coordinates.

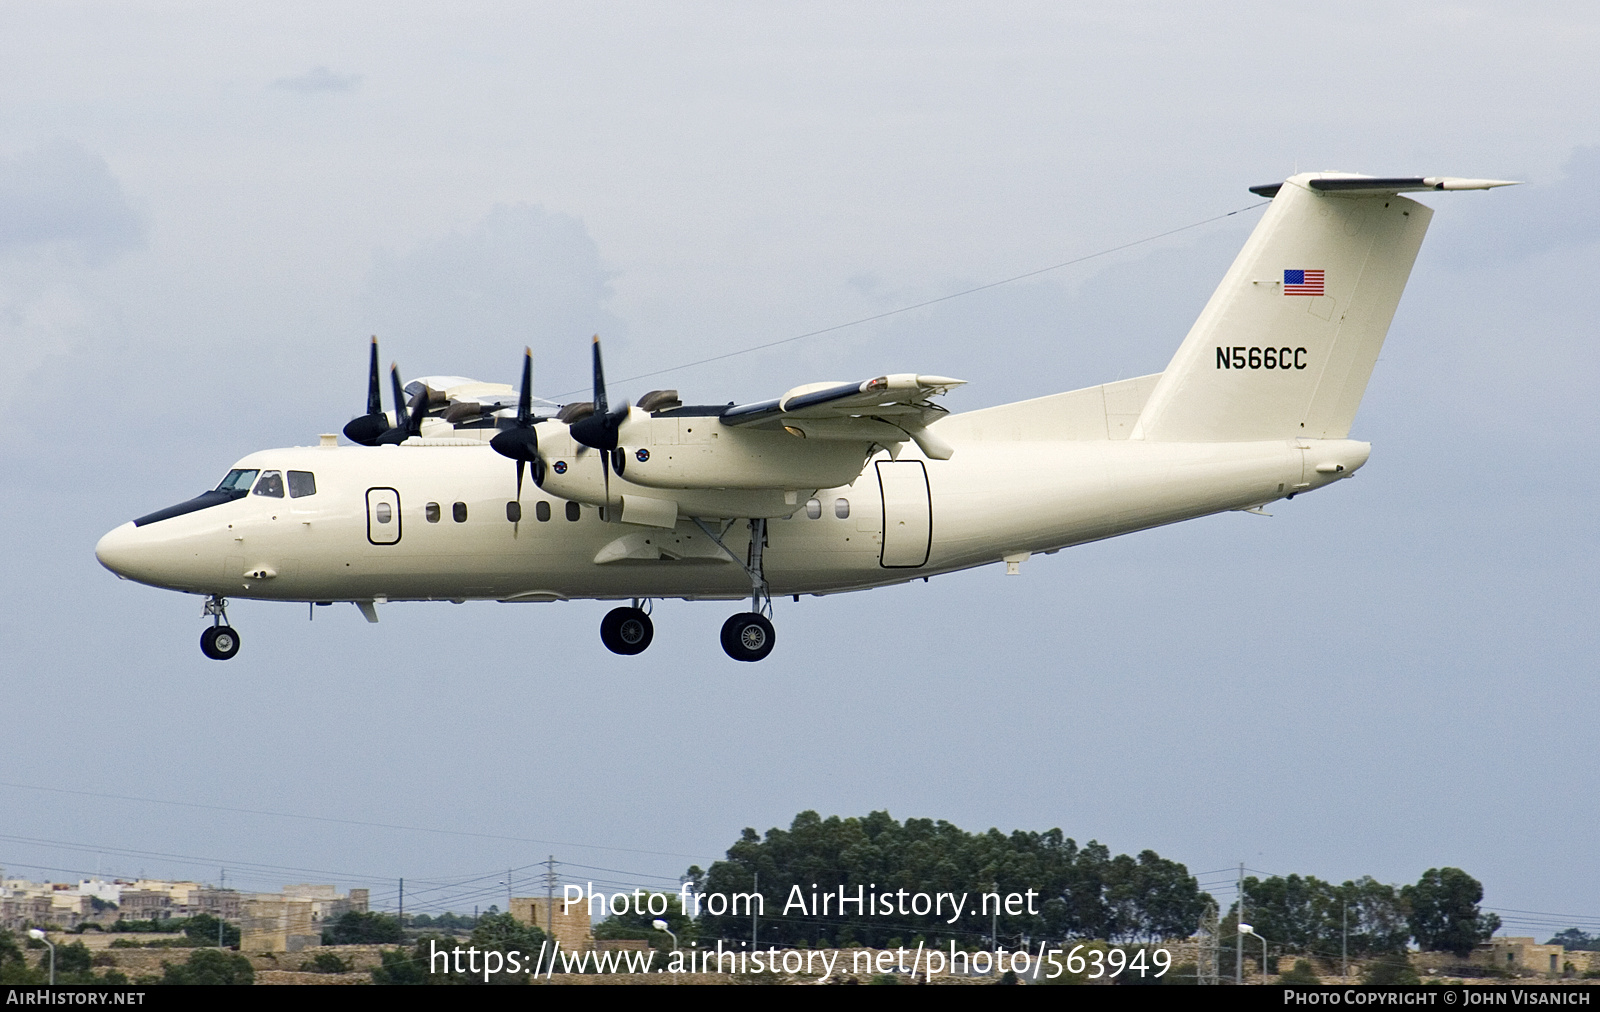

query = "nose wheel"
[
  {"left": 600, "top": 604, "right": 653, "bottom": 655},
  {"left": 200, "top": 595, "right": 241, "bottom": 661}
]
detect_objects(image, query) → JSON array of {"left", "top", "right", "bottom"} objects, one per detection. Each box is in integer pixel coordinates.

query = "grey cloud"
[
  {"left": 0, "top": 140, "right": 145, "bottom": 264},
  {"left": 271, "top": 66, "right": 362, "bottom": 93},
  {"left": 366, "top": 204, "right": 621, "bottom": 378}
]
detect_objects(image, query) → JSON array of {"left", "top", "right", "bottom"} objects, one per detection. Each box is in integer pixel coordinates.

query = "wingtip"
[{"left": 1426, "top": 177, "right": 1523, "bottom": 191}]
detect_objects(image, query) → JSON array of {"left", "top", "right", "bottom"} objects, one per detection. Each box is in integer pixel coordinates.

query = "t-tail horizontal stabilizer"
[{"left": 1133, "top": 171, "right": 1518, "bottom": 443}]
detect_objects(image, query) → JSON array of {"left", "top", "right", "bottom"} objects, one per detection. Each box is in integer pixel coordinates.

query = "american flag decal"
[{"left": 1284, "top": 269, "right": 1325, "bottom": 296}]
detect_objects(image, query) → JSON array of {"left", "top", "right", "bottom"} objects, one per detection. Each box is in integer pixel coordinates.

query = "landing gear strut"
[
  {"left": 199, "top": 595, "right": 241, "bottom": 660},
  {"left": 721, "top": 518, "right": 776, "bottom": 662},
  {"left": 600, "top": 600, "right": 653, "bottom": 655}
]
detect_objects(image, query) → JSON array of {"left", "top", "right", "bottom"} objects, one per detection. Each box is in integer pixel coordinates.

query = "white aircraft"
[{"left": 96, "top": 172, "right": 1514, "bottom": 662}]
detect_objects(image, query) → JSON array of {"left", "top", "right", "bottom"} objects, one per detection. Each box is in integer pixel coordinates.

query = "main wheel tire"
[
  {"left": 200, "top": 625, "right": 241, "bottom": 661},
  {"left": 720, "top": 612, "right": 775, "bottom": 662},
  {"left": 599, "top": 607, "right": 653, "bottom": 655}
]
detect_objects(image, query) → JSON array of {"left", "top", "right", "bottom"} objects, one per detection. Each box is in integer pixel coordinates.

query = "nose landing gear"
[
  {"left": 600, "top": 600, "right": 653, "bottom": 655},
  {"left": 199, "top": 595, "right": 241, "bottom": 660}
]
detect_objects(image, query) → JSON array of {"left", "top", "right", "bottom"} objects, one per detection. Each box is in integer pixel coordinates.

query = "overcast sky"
[{"left": 1, "top": 3, "right": 1595, "bottom": 934}]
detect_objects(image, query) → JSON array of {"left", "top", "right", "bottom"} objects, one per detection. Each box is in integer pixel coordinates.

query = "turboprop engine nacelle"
[
  {"left": 613, "top": 411, "right": 874, "bottom": 490},
  {"left": 533, "top": 416, "right": 845, "bottom": 523}
]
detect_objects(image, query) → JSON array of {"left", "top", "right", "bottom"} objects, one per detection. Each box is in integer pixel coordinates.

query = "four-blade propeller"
[
  {"left": 567, "top": 335, "right": 629, "bottom": 455},
  {"left": 342, "top": 337, "right": 429, "bottom": 447},
  {"left": 340, "top": 336, "right": 391, "bottom": 445},
  {"left": 489, "top": 347, "right": 544, "bottom": 498},
  {"left": 565, "top": 335, "right": 629, "bottom": 504}
]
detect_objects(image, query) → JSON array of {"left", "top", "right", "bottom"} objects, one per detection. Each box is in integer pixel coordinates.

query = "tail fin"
[{"left": 1133, "top": 172, "right": 1511, "bottom": 442}]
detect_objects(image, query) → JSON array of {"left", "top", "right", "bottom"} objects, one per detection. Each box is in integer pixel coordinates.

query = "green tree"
[
  {"left": 1337, "top": 877, "right": 1412, "bottom": 957},
  {"left": 1280, "top": 958, "right": 1320, "bottom": 983},
  {"left": 0, "top": 929, "right": 43, "bottom": 984},
  {"left": 52, "top": 941, "right": 93, "bottom": 974},
  {"left": 693, "top": 810, "right": 1210, "bottom": 948},
  {"left": 593, "top": 892, "right": 695, "bottom": 953},
  {"left": 1363, "top": 952, "right": 1420, "bottom": 985},
  {"left": 1402, "top": 868, "right": 1500, "bottom": 957},
  {"left": 300, "top": 951, "right": 352, "bottom": 973},
  {"left": 159, "top": 948, "right": 255, "bottom": 985},
  {"left": 370, "top": 939, "right": 437, "bottom": 985},
  {"left": 322, "top": 910, "right": 403, "bottom": 945},
  {"left": 182, "top": 913, "right": 241, "bottom": 948},
  {"left": 1549, "top": 929, "right": 1599, "bottom": 951},
  {"left": 469, "top": 913, "right": 549, "bottom": 983}
]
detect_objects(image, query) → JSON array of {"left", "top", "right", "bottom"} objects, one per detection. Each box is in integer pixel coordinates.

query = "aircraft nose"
[{"left": 95, "top": 522, "right": 144, "bottom": 580}]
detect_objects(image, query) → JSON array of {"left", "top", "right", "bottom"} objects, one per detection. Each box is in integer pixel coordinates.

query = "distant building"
[
  {"left": 1470, "top": 937, "right": 1595, "bottom": 977},
  {"left": 510, "top": 896, "right": 593, "bottom": 951},
  {"left": 0, "top": 874, "right": 364, "bottom": 939},
  {"left": 240, "top": 885, "right": 371, "bottom": 952},
  {"left": 1, "top": 877, "right": 156, "bottom": 930}
]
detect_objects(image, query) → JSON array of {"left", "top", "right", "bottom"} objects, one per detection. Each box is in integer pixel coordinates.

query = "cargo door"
[{"left": 876, "top": 460, "right": 930, "bottom": 568}]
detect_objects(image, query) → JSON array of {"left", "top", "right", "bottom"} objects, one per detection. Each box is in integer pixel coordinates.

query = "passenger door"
[
  {"left": 366, "top": 487, "right": 402, "bottom": 545},
  {"left": 876, "top": 460, "right": 931, "bottom": 568}
]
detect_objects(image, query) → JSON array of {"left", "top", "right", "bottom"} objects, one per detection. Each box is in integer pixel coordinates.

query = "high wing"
[{"left": 719, "top": 373, "right": 966, "bottom": 459}]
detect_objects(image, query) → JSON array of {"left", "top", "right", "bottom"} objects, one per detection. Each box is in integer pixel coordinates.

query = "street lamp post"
[
  {"left": 27, "top": 929, "right": 54, "bottom": 985},
  {"left": 652, "top": 918, "right": 678, "bottom": 951},
  {"left": 1239, "top": 924, "right": 1270, "bottom": 983}
]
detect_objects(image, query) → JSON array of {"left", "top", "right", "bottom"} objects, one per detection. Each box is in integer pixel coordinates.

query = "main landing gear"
[
  {"left": 719, "top": 517, "right": 776, "bottom": 663},
  {"left": 597, "top": 518, "right": 780, "bottom": 662},
  {"left": 600, "top": 600, "right": 654, "bottom": 656},
  {"left": 199, "top": 595, "right": 241, "bottom": 660}
]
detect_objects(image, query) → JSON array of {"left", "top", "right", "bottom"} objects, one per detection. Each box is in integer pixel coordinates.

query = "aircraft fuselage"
[{"left": 96, "top": 435, "right": 1367, "bottom": 605}]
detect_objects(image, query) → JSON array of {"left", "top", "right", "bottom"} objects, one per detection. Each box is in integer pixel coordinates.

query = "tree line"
[
  {"left": 1218, "top": 866, "right": 1502, "bottom": 969},
  {"left": 685, "top": 810, "right": 1206, "bottom": 948},
  {"left": 668, "top": 811, "right": 1506, "bottom": 960}
]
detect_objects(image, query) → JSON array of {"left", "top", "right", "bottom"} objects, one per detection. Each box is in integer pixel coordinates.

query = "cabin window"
[
  {"left": 805, "top": 498, "right": 821, "bottom": 519},
  {"left": 565, "top": 501, "right": 581, "bottom": 522},
  {"left": 425, "top": 502, "right": 441, "bottom": 523},
  {"left": 251, "top": 471, "right": 285, "bottom": 497},
  {"left": 536, "top": 501, "right": 551, "bottom": 522},
  {"left": 374, "top": 503, "right": 393, "bottom": 524},
  {"left": 217, "top": 469, "right": 259, "bottom": 492},
  {"left": 287, "top": 470, "right": 317, "bottom": 497},
  {"left": 834, "top": 497, "right": 850, "bottom": 519},
  {"left": 506, "top": 501, "right": 522, "bottom": 522},
  {"left": 452, "top": 501, "right": 468, "bottom": 523}
]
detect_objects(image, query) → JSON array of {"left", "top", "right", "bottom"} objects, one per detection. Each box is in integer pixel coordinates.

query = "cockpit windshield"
[
  {"left": 217, "top": 469, "right": 259, "bottom": 492},
  {"left": 251, "top": 471, "right": 285, "bottom": 497}
]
